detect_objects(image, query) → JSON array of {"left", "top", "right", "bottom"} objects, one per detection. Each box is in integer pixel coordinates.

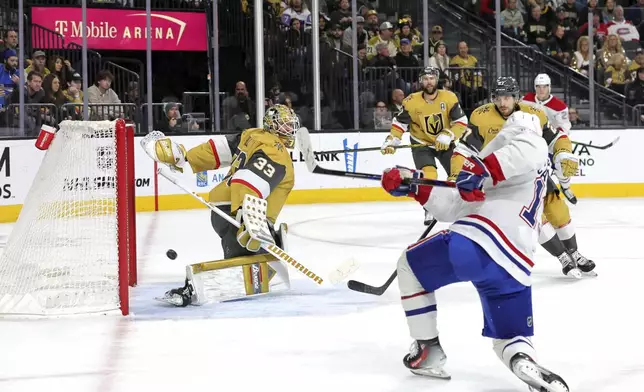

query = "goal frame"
[{"left": 115, "top": 119, "right": 137, "bottom": 315}]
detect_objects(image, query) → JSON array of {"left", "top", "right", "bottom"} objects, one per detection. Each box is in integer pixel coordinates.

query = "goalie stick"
[
  {"left": 157, "top": 167, "right": 359, "bottom": 286},
  {"left": 347, "top": 220, "right": 437, "bottom": 295},
  {"left": 572, "top": 136, "right": 620, "bottom": 150},
  {"left": 296, "top": 128, "right": 456, "bottom": 188}
]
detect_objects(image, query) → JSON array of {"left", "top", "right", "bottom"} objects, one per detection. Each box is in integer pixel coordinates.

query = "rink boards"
[{"left": 1, "top": 129, "right": 642, "bottom": 223}]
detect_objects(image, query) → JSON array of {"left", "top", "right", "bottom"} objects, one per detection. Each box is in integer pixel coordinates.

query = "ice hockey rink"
[{"left": 0, "top": 198, "right": 643, "bottom": 392}]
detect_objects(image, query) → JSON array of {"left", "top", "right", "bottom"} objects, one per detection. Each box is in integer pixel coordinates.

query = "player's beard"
[{"left": 423, "top": 84, "right": 437, "bottom": 96}]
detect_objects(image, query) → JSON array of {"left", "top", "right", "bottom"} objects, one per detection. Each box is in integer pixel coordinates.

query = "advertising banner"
[{"left": 31, "top": 7, "right": 207, "bottom": 51}]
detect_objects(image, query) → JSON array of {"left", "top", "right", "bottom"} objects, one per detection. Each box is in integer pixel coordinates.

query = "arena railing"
[{"left": 1, "top": 103, "right": 59, "bottom": 138}]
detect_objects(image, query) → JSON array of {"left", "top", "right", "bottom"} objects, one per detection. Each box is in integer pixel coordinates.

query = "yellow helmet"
[{"left": 263, "top": 104, "right": 300, "bottom": 148}]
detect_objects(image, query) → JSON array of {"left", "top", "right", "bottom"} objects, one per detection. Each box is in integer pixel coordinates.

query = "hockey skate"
[
  {"left": 156, "top": 279, "right": 195, "bottom": 307},
  {"left": 570, "top": 250, "right": 597, "bottom": 277},
  {"left": 403, "top": 338, "right": 451, "bottom": 379},
  {"left": 558, "top": 253, "right": 582, "bottom": 279},
  {"left": 510, "top": 353, "right": 569, "bottom": 392}
]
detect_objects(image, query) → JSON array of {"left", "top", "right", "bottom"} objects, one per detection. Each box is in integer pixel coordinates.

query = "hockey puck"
[{"left": 166, "top": 249, "right": 177, "bottom": 260}]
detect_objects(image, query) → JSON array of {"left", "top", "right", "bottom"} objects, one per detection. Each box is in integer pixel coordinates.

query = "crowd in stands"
[{"left": 478, "top": 0, "right": 644, "bottom": 120}]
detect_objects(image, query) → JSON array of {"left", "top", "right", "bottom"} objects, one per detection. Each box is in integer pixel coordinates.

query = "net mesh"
[{"left": 0, "top": 120, "right": 125, "bottom": 315}]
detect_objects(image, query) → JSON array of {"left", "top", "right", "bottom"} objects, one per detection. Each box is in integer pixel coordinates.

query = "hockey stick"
[
  {"left": 157, "top": 167, "right": 358, "bottom": 286},
  {"left": 572, "top": 136, "right": 620, "bottom": 150},
  {"left": 319, "top": 143, "right": 425, "bottom": 154},
  {"left": 296, "top": 128, "right": 455, "bottom": 188},
  {"left": 346, "top": 220, "right": 437, "bottom": 295}
]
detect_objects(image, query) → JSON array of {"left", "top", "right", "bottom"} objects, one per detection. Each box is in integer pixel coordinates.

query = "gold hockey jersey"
[
  {"left": 390, "top": 90, "right": 468, "bottom": 146},
  {"left": 450, "top": 102, "right": 572, "bottom": 177},
  {"left": 185, "top": 128, "right": 295, "bottom": 223}
]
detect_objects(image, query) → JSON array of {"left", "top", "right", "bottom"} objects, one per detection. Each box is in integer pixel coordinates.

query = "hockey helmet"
[
  {"left": 418, "top": 66, "right": 440, "bottom": 82},
  {"left": 534, "top": 73, "right": 551, "bottom": 87},
  {"left": 491, "top": 76, "right": 520, "bottom": 100},
  {"left": 263, "top": 104, "right": 300, "bottom": 148}
]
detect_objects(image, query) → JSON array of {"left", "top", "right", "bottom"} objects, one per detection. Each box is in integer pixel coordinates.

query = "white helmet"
[
  {"left": 505, "top": 111, "right": 542, "bottom": 137},
  {"left": 534, "top": 73, "right": 551, "bottom": 87}
]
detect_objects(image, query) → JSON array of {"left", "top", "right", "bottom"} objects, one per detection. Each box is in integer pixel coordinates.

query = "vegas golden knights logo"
[{"left": 423, "top": 114, "right": 444, "bottom": 135}]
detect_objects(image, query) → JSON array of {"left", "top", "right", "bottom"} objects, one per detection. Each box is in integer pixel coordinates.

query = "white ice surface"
[{"left": 0, "top": 199, "right": 643, "bottom": 392}]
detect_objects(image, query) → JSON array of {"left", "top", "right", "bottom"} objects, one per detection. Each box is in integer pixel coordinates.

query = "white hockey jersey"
[
  {"left": 422, "top": 118, "right": 550, "bottom": 286},
  {"left": 522, "top": 92, "right": 571, "bottom": 134}
]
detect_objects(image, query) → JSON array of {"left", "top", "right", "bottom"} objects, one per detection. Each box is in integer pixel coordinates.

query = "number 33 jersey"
[
  {"left": 390, "top": 90, "right": 468, "bottom": 145},
  {"left": 185, "top": 128, "right": 295, "bottom": 223}
]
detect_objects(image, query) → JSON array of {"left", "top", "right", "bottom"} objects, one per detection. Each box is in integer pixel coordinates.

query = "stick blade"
[
  {"left": 296, "top": 127, "right": 318, "bottom": 172},
  {"left": 347, "top": 279, "right": 386, "bottom": 295},
  {"left": 327, "top": 258, "right": 361, "bottom": 285}
]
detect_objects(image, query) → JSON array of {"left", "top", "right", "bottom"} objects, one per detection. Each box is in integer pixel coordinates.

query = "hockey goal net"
[{"left": 0, "top": 119, "right": 137, "bottom": 316}]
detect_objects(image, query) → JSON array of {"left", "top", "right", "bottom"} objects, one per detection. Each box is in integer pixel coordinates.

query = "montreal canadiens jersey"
[
  {"left": 185, "top": 128, "right": 295, "bottom": 223},
  {"left": 426, "top": 124, "right": 550, "bottom": 286},
  {"left": 521, "top": 92, "right": 571, "bottom": 134},
  {"left": 390, "top": 90, "right": 468, "bottom": 146}
]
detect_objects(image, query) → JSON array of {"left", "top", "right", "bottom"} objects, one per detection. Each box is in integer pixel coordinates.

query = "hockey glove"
[
  {"left": 381, "top": 135, "right": 401, "bottom": 155},
  {"left": 235, "top": 210, "right": 262, "bottom": 252},
  {"left": 554, "top": 151, "right": 578, "bottom": 178},
  {"left": 141, "top": 131, "right": 187, "bottom": 172},
  {"left": 434, "top": 130, "right": 453, "bottom": 151},
  {"left": 456, "top": 156, "right": 489, "bottom": 202},
  {"left": 381, "top": 166, "right": 432, "bottom": 204}
]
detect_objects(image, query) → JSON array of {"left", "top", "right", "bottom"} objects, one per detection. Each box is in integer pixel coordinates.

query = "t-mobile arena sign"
[{"left": 31, "top": 7, "right": 207, "bottom": 51}]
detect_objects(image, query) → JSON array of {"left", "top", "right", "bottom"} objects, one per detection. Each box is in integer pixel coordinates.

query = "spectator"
[
  {"left": 42, "top": 74, "right": 65, "bottom": 109},
  {"left": 395, "top": 39, "right": 420, "bottom": 68},
  {"left": 41, "top": 74, "right": 64, "bottom": 126},
  {"left": 390, "top": 89, "right": 404, "bottom": 114},
  {"left": 578, "top": 0, "right": 598, "bottom": 26},
  {"left": 625, "top": 67, "right": 644, "bottom": 117},
  {"left": 428, "top": 41, "right": 452, "bottom": 89},
  {"left": 285, "top": 18, "right": 305, "bottom": 49},
  {"left": 281, "top": 0, "right": 312, "bottom": 28},
  {"left": 624, "top": 0, "right": 644, "bottom": 26},
  {"left": 579, "top": 10, "right": 607, "bottom": 48},
  {"left": 325, "top": 23, "right": 351, "bottom": 61},
  {"left": 450, "top": 41, "right": 487, "bottom": 108},
  {"left": 548, "top": 25, "right": 573, "bottom": 65},
  {"left": 555, "top": 7, "right": 576, "bottom": 35},
  {"left": 427, "top": 25, "right": 443, "bottom": 58},
  {"left": 525, "top": 5, "right": 550, "bottom": 49},
  {"left": 479, "top": 0, "right": 496, "bottom": 25},
  {"left": 571, "top": 36, "right": 592, "bottom": 75},
  {"left": 330, "top": 0, "right": 352, "bottom": 29},
  {"left": 395, "top": 14, "right": 423, "bottom": 42},
  {"left": 342, "top": 16, "right": 368, "bottom": 49},
  {"left": 87, "top": 70, "right": 122, "bottom": 120},
  {"left": 373, "top": 101, "right": 392, "bottom": 129},
  {"left": 8, "top": 71, "right": 45, "bottom": 135},
  {"left": 63, "top": 72, "right": 84, "bottom": 105},
  {"left": 222, "top": 81, "right": 255, "bottom": 128},
  {"left": 629, "top": 48, "right": 644, "bottom": 79},
  {"left": 0, "top": 49, "right": 19, "bottom": 109},
  {"left": 24, "top": 51, "right": 50, "bottom": 79},
  {"left": 364, "top": 10, "right": 379, "bottom": 39},
  {"left": 395, "top": 19, "right": 421, "bottom": 48},
  {"left": 319, "top": 13, "right": 330, "bottom": 32},
  {"left": 607, "top": 6, "right": 640, "bottom": 42},
  {"left": 534, "top": 0, "right": 557, "bottom": 27},
  {"left": 157, "top": 102, "right": 199, "bottom": 133},
  {"left": 367, "top": 21, "right": 397, "bottom": 59},
  {"left": 502, "top": 0, "right": 526, "bottom": 38},
  {"left": 561, "top": 0, "right": 581, "bottom": 29},
  {"left": 602, "top": 0, "right": 617, "bottom": 23},
  {"left": 568, "top": 107, "right": 589, "bottom": 127},
  {"left": 598, "top": 33, "right": 628, "bottom": 68},
  {"left": 0, "top": 30, "right": 18, "bottom": 59},
  {"left": 604, "top": 53, "right": 630, "bottom": 94},
  {"left": 47, "top": 56, "right": 74, "bottom": 88}
]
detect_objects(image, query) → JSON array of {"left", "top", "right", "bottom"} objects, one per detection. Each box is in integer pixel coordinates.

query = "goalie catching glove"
[
  {"left": 381, "top": 166, "right": 433, "bottom": 205},
  {"left": 141, "top": 131, "right": 187, "bottom": 172}
]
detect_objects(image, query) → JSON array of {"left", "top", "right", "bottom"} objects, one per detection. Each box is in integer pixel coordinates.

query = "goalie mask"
[{"left": 263, "top": 104, "right": 300, "bottom": 148}]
